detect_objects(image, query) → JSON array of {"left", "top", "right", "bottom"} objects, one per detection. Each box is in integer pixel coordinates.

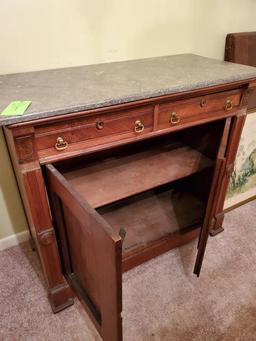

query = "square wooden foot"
[
  {"left": 210, "top": 226, "right": 224, "bottom": 236},
  {"left": 48, "top": 282, "right": 74, "bottom": 313},
  {"left": 210, "top": 212, "right": 225, "bottom": 237}
]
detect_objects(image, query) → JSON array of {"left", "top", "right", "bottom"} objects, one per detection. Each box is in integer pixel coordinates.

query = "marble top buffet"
[{"left": 1, "top": 54, "right": 256, "bottom": 341}]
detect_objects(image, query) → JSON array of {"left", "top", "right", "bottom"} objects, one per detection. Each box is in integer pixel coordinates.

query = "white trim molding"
[{"left": 0, "top": 230, "right": 30, "bottom": 251}]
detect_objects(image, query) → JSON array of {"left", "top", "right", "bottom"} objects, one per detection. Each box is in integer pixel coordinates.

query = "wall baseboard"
[{"left": 0, "top": 230, "right": 30, "bottom": 251}]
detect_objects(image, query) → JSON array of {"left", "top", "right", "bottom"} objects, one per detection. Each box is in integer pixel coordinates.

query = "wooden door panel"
[
  {"left": 62, "top": 203, "right": 101, "bottom": 311},
  {"left": 194, "top": 113, "right": 247, "bottom": 276},
  {"left": 46, "top": 164, "right": 123, "bottom": 341},
  {"left": 194, "top": 117, "right": 232, "bottom": 276},
  {"left": 194, "top": 156, "right": 226, "bottom": 276}
]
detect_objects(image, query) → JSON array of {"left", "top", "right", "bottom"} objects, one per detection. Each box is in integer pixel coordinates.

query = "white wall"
[
  {"left": 0, "top": 0, "right": 194, "bottom": 74},
  {"left": 0, "top": 0, "right": 195, "bottom": 240},
  {"left": 0, "top": 129, "right": 28, "bottom": 239},
  {"left": 193, "top": 0, "right": 256, "bottom": 60},
  {"left": 0, "top": 0, "right": 255, "bottom": 241}
]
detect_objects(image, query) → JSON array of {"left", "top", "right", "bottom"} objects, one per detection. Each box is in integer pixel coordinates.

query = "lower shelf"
[
  {"left": 97, "top": 184, "right": 204, "bottom": 268},
  {"left": 122, "top": 225, "right": 200, "bottom": 272}
]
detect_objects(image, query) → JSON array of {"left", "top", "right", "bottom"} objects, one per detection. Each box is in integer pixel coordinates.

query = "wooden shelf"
[
  {"left": 63, "top": 142, "right": 213, "bottom": 208},
  {"left": 97, "top": 186, "right": 204, "bottom": 254}
]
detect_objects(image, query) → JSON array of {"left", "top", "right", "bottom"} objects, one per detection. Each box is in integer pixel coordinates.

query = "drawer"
[
  {"left": 158, "top": 89, "right": 242, "bottom": 130},
  {"left": 35, "top": 105, "right": 154, "bottom": 153}
]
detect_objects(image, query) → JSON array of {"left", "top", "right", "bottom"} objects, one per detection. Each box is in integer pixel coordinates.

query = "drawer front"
[
  {"left": 35, "top": 105, "right": 154, "bottom": 152},
  {"left": 158, "top": 89, "right": 242, "bottom": 130}
]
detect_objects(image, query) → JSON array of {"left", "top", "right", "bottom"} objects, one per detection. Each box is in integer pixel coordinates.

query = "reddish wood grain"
[
  {"left": 63, "top": 143, "right": 213, "bottom": 208},
  {"left": 4, "top": 78, "right": 255, "bottom": 341},
  {"left": 47, "top": 164, "right": 122, "bottom": 341}
]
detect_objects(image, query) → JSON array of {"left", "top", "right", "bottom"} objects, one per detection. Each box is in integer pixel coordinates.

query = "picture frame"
[{"left": 224, "top": 110, "right": 256, "bottom": 211}]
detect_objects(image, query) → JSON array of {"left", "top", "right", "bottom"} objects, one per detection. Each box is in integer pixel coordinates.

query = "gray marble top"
[{"left": 1, "top": 54, "right": 256, "bottom": 126}]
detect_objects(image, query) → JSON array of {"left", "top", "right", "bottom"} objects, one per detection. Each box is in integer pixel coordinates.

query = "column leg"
[{"left": 22, "top": 168, "right": 74, "bottom": 312}]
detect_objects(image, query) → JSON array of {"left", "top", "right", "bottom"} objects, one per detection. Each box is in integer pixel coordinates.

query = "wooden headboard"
[{"left": 225, "top": 32, "right": 256, "bottom": 111}]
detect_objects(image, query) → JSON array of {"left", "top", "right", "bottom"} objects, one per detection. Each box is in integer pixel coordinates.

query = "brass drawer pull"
[
  {"left": 96, "top": 120, "right": 104, "bottom": 130},
  {"left": 170, "top": 112, "right": 180, "bottom": 125},
  {"left": 225, "top": 99, "right": 233, "bottom": 111},
  {"left": 55, "top": 137, "right": 68, "bottom": 151},
  {"left": 134, "top": 120, "right": 145, "bottom": 133}
]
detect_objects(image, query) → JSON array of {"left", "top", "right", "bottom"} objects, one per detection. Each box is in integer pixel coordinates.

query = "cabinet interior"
[{"left": 51, "top": 119, "right": 226, "bottom": 261}]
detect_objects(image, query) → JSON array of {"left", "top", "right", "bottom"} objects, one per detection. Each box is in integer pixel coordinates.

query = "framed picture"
[{"left": 224, "top": 111, "right": 256, "bottom": 210}]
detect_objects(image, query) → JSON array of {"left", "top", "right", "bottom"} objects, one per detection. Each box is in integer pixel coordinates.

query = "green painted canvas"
[{"left": 225, "top": 112, "right": 256, "bottom": 209}]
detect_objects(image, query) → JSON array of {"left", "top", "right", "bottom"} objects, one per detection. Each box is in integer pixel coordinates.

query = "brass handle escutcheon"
[
  {"left": 96, "top": 120, "right": 104, "bottom": 130},
  {"left": 170, "top": 112, "right": 180, "bottom": 125},
  {"left": 225, "top": 99, "right": 233, "bottom": 111},
  {"left": 200, "top": 98, "right": 207, "bottom": 107},
  {"left": 134, "top": 120, "right": 145, "bottom": 133},
  {"left": 55, "top": 137, "right": 68, "bottom": 151}
]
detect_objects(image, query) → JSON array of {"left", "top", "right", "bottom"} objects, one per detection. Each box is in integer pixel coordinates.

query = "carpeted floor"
[{"left": 1, "top": 200, "right": 256, "bottom": 341}]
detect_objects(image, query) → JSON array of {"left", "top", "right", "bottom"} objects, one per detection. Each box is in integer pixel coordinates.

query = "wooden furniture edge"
[
  {"left": 3, "top": 126, "right": 75, "bottom": 312},
  {"left": 209, "top": 82, "right": 256, "bottom": 235},
  {"left": 3, "top": 77, "right": 256, "bottom": 321},
  {"left": 7, "top": 78, "right": 253, "bottom": 129}
]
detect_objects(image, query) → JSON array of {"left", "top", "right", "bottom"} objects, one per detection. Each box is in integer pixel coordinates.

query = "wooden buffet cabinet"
[{"left": 1, "top": 54, "right": 256, "bottom": 340}]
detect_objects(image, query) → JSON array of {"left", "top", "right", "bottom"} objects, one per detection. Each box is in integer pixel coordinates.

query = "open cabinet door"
[
  {"left": 194, "top": 113, "right": 246, "bottom": 276},
  {"left": 46, "top": 164, "right": 123, "bottom": 341}
]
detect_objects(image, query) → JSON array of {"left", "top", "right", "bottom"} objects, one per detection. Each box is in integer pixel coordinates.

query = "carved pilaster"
[{"left": 3, "top": 125, "right": 74, "bottom": 313}]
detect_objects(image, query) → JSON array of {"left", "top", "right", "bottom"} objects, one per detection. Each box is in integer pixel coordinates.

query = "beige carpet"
[{"left": 1, "top": 200, "right": 256, "bottom": 341}]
